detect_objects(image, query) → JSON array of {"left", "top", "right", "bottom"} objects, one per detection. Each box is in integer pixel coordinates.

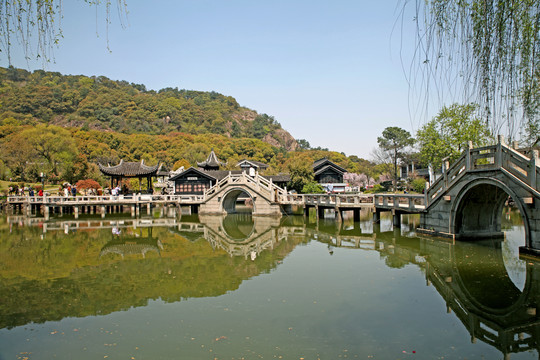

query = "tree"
[
  {"left": 405, "top": 0, "right": 540, "bottom": 143},
  {"left": 22, "top": 125, "right": 78, "bottom": 180},
  {"left": 173, "top": 159, "right": 191, "bottom": 171},
  {"left": 416, "top": 103, "right": 492, "bottom": 168},
  {"left": 1, "top": 1, "right": 128, "bottom": 64},
  {"left": 296, "top": 139, "right": 311, "bottom": 150},
  {"left": 301, "top": 181, "right": 325, "bottom": 194},
  {"left": 0, "top": 132, "right": 35, "bottom": 180},
  {"left": 75, "top": 179, "right": 102, "bottom": 194},
  {"left": 376, "top": 127, "right": 414, "bottom": 189},
  {"left": 287, "top": 156, "right": 315, "bottom": 193}
]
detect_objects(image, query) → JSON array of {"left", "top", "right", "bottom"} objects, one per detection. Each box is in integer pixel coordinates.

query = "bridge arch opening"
[
  {"left": 452, "top": 179, "right": 531, "bottom": 246},
  {"left": 221, "top": 188, "right": 254, "bottom": 215},
  {"left": 454, "top": 183, "right": 509, "bottom": 239}
]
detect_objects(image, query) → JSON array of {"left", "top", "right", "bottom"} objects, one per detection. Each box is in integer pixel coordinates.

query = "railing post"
[
  {"left": 442, "top": 158, "right": 449, "bottom": 189},
  {"left": 496, "top": 135, "right": 505, "bottom": 168},
  {"left": 465, "top": 141, "right": 473, "bottom": 170},
  {"left": 530, "top": 150, "right": 539, "bottom": 190}
]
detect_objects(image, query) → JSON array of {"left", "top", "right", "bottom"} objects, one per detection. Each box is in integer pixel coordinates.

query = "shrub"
[
  {"left": 365, "top": 184, "right": 386, "bottom": 193},
  {"left": 411, "top": 177, "right": 427, "bottom": 193},
  {"left": 301, "top": 181, "right": 325, "bottom": 194}
]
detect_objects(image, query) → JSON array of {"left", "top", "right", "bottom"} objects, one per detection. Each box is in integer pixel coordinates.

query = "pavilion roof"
[
  {"left": 197, "top": 149, "right": 226, "bottom": 168},
  {"left": 98, "top": 159, "right": 160, "bottom": 177}
]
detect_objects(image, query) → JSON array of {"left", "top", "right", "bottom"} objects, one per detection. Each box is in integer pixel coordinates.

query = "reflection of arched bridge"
[
  {"left": 322, "top": 226, "right": 540, "bottom": 358},
  {"left": 374, "top": 136, "right": 540, "bottom": 257},
  {"left": 180, "top": 214, "right": 283, "bottom": 259},
  {"left": 425, "top": 240, "right": 540, "bottom": 359}
]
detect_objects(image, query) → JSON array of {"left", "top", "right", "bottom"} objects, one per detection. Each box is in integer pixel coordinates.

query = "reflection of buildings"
[
  {"left": 100, "top": 227, "right": 163, "bottom": 259},
  {"left": 0, "top": 212, "right": 304, "bottom": 330}
]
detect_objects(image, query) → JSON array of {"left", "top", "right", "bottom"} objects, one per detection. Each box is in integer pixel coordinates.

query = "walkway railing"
[
  {"left": 278, "top": 193, "right": 374, "bottom": 207},
  {"left": 426, "top": 135, "right": 540, "bottom": 205},
  {"left": 6, "top": 194, "right": 204, "bottom": 205},
  {"left": 373, "top": 194, "right": 426, "bottom": 211}
]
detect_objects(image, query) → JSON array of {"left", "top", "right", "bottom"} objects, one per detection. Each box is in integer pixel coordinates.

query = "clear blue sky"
[{"left": 1, "top": 0, "right": 434, "bottom": 159}]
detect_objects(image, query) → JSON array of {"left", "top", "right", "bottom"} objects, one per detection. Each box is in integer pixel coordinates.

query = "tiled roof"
[
  {"left": 236, "top": 159, "right": 269, "bottom": 170},
  {"left": 197, "top": 149, "right": 226, "bottom": 168},
  {"left": 314, "top": 164, "right": 345, "bottom": 176},
  {"left": 265, "top": 174, "right": 290, "bottom": 183},
  {"left": 312, "top": 158, "right": 347, "bottom": 173},
  {"left": 98, "top": 160, "right": 160, "bottom": 177}
]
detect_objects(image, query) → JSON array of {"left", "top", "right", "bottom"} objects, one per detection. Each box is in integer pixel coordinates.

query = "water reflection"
[
  {"left": 100, "top": 226, "right": 163, "bottom": 259},
  {"left": 309, "top": 213, "right": 540, "bottom": 359},
  {"left": 428, "top": 240, "right": 540, "bottom": 358},
  {"left": 0, "top": 208, "right": 538, "bottom": 359}
]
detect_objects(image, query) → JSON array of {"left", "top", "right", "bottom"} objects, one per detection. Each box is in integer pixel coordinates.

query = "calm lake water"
[{"left": 0, "top": 207, "right": 538, "bottom": 359}]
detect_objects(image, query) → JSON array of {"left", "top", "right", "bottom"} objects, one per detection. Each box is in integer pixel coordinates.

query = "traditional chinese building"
[
  {"left": 170, "top": 150, "right": 290, "bottom": 195},
  {"left": 98, "top": 159, "right": 160, "bottom": 191},
  {"left": 197, "top": 149, "right": 226, "bottom": 171},
  {"left": 236, "top": 159, "right": 269, "bottom": 176},
  {"left": 169, "top": 167, "right": 217, "bottom": 195},
  {"left": 312, "top": 158, "right": 347, "bottom": 193}
]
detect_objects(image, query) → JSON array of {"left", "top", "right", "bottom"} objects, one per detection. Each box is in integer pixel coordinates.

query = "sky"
[{"left": 1, "top": 0, "right": 435, "bottom": 159}]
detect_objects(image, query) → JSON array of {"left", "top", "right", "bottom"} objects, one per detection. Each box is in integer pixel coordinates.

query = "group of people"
[
  {"left": 8, "top": 186, "right": 43, "bottom": 196},
  {"left": 61, "top": 185, "right": 77, "bottom": 197},
  {"left": 110, "top": 186, "right": 121, "bottom": 196}
]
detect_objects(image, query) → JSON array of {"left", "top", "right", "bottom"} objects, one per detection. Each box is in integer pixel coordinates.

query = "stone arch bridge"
[
  {"left": 198, "top": 172, "right": 288, "bottom": 216},
  {"left": 374, "top": 136, "right": 540, "bottom": 257}
]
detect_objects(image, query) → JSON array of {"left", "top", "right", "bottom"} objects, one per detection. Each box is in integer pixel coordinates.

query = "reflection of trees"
[
  {"left": 383, "top": 254, "right": 409, "bottom": 269},
  {"left": 0, "top": 219, "right": 303, "bottom": 329}
]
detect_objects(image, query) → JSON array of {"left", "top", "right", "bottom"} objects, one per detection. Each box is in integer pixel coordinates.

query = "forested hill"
[{"left": 0, "top": 66, "right": 299, "bottom": 151}]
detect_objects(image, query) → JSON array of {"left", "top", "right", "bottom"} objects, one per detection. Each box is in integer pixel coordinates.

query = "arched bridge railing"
[
  {"left": 204, "top": 172, "right": 287, "bottom": 202},
  {"left": 376, "top": 136, "right": 540, "bottom": 212},
  {"left": 426, "top": 135, "right": 539, "bottom": 206}
]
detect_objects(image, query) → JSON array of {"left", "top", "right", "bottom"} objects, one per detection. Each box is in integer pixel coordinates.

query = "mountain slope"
[{"left": 0, "top": 66, "right": 299, "bottom": 151}]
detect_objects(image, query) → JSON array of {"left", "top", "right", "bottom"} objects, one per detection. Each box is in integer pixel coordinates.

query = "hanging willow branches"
[
  {"left": 401, "top": 0, "right": 540, "bottom": 146},
  {"left": 0, "top": 0, "right": 128, "bottom": 65}
]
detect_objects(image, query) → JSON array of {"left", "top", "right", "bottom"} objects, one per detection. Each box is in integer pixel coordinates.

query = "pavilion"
[
  {"left": 197, "top": 148, "right": 226, "bottom": 171},
  {"left": 98, "top": 159, "right": 160, "bottom": 192}
]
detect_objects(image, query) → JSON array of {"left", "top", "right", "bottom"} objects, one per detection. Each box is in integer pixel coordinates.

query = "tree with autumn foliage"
[{"left": 75, "top": 179, "right": 101, "bottom": 195}]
